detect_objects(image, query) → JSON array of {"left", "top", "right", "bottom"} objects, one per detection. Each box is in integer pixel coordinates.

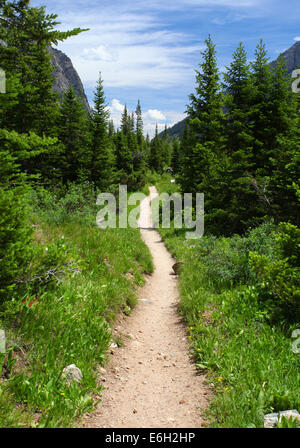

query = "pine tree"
[
  {"left": 135, "top": 100, "right": 144, "bottom": 148},
  {"left": 266, "top": 57, "right": 300, "bottom": 225},
  {"left": 171, "top": 137, "right": 181, "bottom": 174},
  {"left": 90, "top": 74, "right": 115, "bottom": 190},
  {"left": 130, "top": 112, "right": 135, "bottom": 133},
  {"left": 223, "top": 43, "right": 254, "bottom": 156},
  {"left": 181, "top": 35, "right": 225, "bottom": 198},
  {"left": 217, "top": 42, "right": 259, "bottom": 233},
  {"left": 108, "top": 120, "right": 115, "bottom": 137},
  {"left": 149, "top": 125, "right": 163, "bottom": 173},
  {"left": 0, "top": 149, "right": 33, "bottom": 300},
  {"left": 187, "top": 34, "right": 224, "bottom": 147},
  {"left": 0, "top": 0, "right": 88, "bottom": 136},
  {"left": 160, "top": 125, "right": 172, "bottom": 169},
  {"left": 121, "top": 105, "right": 130, "bottom": 136},
  {"left": 250, "top": 40, "right": 274, "bottom": 173},
  {"left": 178, "top": 120, "right": 197, "bottom": 193},
  {"left": 114, "top": 131, "right": 133, "bottom": 175},
  {"left": 57, "top": 86, "right": 91, "bottom": 183}
]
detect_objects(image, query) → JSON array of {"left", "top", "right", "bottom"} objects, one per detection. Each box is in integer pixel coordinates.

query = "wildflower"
[{"left": 60, "top": 393, "right": 65, "bottom": 396}]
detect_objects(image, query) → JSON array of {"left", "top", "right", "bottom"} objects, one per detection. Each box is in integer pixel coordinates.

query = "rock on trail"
[{"left": 82, "top": 186, "right": 210, "bottom": 428}]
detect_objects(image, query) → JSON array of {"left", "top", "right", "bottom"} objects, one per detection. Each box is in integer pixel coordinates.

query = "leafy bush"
[
  {"left": 28, "top": 183, "right": 99, "bottom": 225},
  {"left": 193, "top": 221, "right": 276, "bottom": 288},
  {"left": 158, "top": 215, "right": 299, "bottom": 428},
  {"left": 18, "top": 236, "right": 83, "bottom": 294},
  {"left": 250, "top": 222, "right": 300, "bottom": 320}
]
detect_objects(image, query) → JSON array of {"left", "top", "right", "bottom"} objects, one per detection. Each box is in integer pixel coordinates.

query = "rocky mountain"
[
  {"left": 164, "top": 41, "right": 300, "bottom": 139},
  {"left": 50, "top": 47, "right": 90, "bottom": 112},
  {"left": 270, "top": 40, "right": 300, "bottom": 74},
  {"left": 162, "top": 118, "right": 186, "bottom": 139}
]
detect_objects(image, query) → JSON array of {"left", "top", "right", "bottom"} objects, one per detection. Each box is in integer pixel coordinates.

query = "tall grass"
[
  {"left": 156, "top": 176, "right": 300, "bottom": 428},
  {"left": 0, "top": 184, "right": 153, "bottom": 428}
]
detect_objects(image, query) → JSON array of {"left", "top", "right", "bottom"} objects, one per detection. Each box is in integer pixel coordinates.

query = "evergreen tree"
[
  {"left": 187, "top": 34, "right": 224, "bottom": 147},
  {"left": 0, "top": 0, "right": 88, "bottom": 136},
  {"left": 223, "top": 43, "right": 254, "bottom": 157},
  {"left": 57, "top": 86, "right": 91, "bottom": 183},
  {"left": 149, "top": 125, "right": 163, "bottom": 173},
  {"left": 0, "top": 149, "right": 33, "bottom": 300},
  {"left": 217, "top": 42, "right": 260, "bottom": 233},
  {"left": 0, "top": 127, "right": 60, "bottom": 184},
  {"left": 178, "top": 120, "right": 197, "bottom": 193},
  {"left": 250, "top": 40, "right": 274, "bottom": 173},
  {"left": 114, "top": 131, "right": 133, "bottom": 176},
  {"left": 90, "top": 74, "right": 115, "bottom": 190},
  {"left": 135, "top": 100, "right": 144, "bottom": 148},
  {"left": 108, "top": 120, "right": 115, "bottom": 137},
  {"left": 181, "top": 35, "right": 225, "bottom": 198},
  {"left": 160, "top": 125, "right": 172, "bottom": 169},
  {"left": 171, "top": 137, "right": 181, "bottom": 174},
  {"left": 121, "top": 105, "right": 130, "bottom": 136},
  {"left": 130, "top": 112, "right": 135, "bottom": 133},
  {"left": 266, "top": 58, "right": 300, "bottom": 225}
]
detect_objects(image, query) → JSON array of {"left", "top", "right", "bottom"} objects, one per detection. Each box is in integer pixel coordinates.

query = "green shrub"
[
  {"left": 158, "top": 213, "right": 299, "bottom": 428},
  {"left": 28, "top": 183, "right": 99, "bottom": 225},
  {"left": 189, "top": 221, "right": 276, "bottom": 289},
  {"left": 0, "top": 152, "right": 33, "bottom": 302},
  {"left": 250, "top": 222, "right": 300, "bottom": 321}
]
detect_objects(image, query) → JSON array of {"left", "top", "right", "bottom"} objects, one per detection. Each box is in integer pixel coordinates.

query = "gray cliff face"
[
  {"left": 271, "top": 41, "right": 300, "bottom": 74},
  {"left": 50, "top": 47, "right": 90, "bottom": 112}
]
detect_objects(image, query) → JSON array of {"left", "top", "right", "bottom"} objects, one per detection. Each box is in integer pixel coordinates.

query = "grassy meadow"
[
  {"left": 0, "top": 185, "right": 153, "bottom": 428},
  {"left": 156, "top": 176, "right": 300, "bottom": 428}
]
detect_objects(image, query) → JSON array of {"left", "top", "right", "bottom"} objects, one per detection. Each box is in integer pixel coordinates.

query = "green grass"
[
  {"left": 155, "top": 177, "right": 300, "bottom": 428},
  {"left": 0, "top": 188, "right": 153, "bottom": 428}
]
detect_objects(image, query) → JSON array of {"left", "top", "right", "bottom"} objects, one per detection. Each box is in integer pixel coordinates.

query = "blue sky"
[{"left": 31, "top": 0, "right": 300, "bottom": 135}]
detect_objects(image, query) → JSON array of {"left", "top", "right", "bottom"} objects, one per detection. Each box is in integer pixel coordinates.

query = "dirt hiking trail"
[{"left": 83, "top": 186, "right": 210, "bottom": 428}]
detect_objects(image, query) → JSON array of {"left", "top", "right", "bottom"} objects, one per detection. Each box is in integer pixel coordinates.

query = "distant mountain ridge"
[
  {"left": 162, "top": 40, "right": 300, "bottom": 139},
  {"left": 50, "top": 47, "right": 90, "bottom": 112},
  {"left": 270, "top": 40, "right": 300, "bottom": 74}
]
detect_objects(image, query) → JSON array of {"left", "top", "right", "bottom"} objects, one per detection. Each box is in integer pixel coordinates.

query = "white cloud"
[
  {"left": 83, "top": 45, "right": 117, "bottom": 62},
  {"left": 31, "top": 0, "right": 271, "bottom": 91},
  {"left": 110, "top": 0, "right": 261, "bottom": 12},
  {"left": 145, "top": 109, "right": 166, "bottom": 121},
  {"left": 108, "top": 99, "right": 125, "bottom": 131},
  {"left": 49, "top": 7, "right": 204, "bottom": 89},
  {"left": 111, "top": 99, "right": 125, "bottom": 113},
  {"left": 107, "top": 99, "right": 186, "bottom": 137},
  {"left": 294, "top": 36, "right": 300, "bottom": 42}
]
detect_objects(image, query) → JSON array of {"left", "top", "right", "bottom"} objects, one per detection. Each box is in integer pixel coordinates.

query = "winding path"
[{"left": 84, "top": 187, "right": 210, "bottom": 428}]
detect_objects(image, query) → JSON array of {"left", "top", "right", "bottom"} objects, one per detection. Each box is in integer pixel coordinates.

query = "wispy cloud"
[
  {"left": 32, "top": 0, "right": 270, "bottom": 92},
  {"left": 31, "top": 0, "right": 299, "bottom": 137},
  {"left": 51, "top": 9, "right": 204, "bottom": 90},
  {"left": 145, "top": 110, "right": 166, "bottom": 121}
]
